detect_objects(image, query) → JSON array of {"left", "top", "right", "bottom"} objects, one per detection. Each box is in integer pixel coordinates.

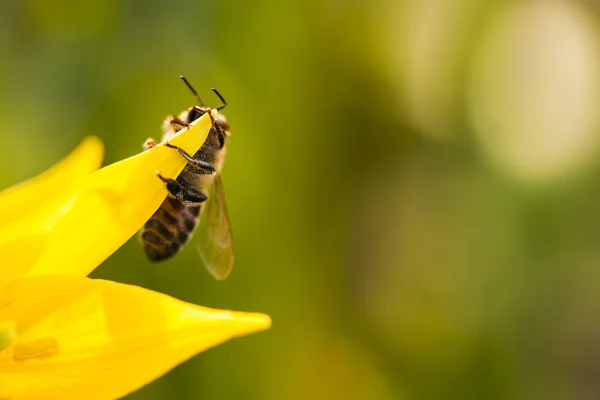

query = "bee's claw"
[
  {"left": 206, "top": 108, "right": 216, "bottom": 129},
  {"left": 154, "top": 170, "right": 167, "bottom": 182},
  {"left": 163, "top": 142, "right": 215, "bottom": 174},
  {"left": 154, "top": 169, "right": 207, "bottom": 204},
  {"left": 143, "top": 138, "right": 158, "bottom": 150},
  {"left": 168, "top": 116, "right": 190, "bottom": 132}
]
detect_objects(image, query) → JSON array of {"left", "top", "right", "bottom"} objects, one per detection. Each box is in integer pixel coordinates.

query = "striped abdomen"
[{"left": 140, "top": 197, "right": 201, "bottom": 262}]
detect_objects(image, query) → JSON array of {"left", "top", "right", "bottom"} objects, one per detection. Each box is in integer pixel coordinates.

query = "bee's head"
[
  {"left": 179, "top": 77, "right": 230, "bottom": 148},
  {"left": 187, "top": 106, "right": 230, "bottom": 145}
]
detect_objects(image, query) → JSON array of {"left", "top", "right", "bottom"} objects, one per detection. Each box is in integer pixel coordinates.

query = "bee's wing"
[{"left": 197, "top": 174, "right": 234, "bottom": 280}]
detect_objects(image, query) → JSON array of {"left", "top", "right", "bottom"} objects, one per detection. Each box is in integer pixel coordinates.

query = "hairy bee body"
[{"left": 140, "top": 106, "right": 230, "bottom": 262}]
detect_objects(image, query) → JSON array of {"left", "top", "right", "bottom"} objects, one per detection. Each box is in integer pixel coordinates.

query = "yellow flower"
[{"left": 0, "top": 112, "right": 271, "bottom": 400}]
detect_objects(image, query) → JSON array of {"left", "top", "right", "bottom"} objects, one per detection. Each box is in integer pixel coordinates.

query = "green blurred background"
[{"left": 3, "top": 0, "right": 600, "bottom": 398}]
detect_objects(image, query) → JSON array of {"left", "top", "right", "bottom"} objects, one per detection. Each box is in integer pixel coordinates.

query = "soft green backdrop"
[{"left": 3, "top": 0, "right": 600, "bottom": 399}]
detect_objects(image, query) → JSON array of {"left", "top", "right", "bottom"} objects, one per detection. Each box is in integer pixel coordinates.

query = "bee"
[{"left": 139, "top": 76, "right": 234, "bottom": 280}]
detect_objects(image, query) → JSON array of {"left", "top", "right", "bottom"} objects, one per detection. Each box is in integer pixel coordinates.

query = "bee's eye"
[
  {"left": 218, "top": 132, "right": 225, "bottom": 149},
  {"left": 187, "top": 107, "right": 204, "bottom": 123}
]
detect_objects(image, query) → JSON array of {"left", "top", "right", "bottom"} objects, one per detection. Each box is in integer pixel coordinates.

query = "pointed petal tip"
[{"left": 225, "top": 310, "right": 272, "bottom": 337}]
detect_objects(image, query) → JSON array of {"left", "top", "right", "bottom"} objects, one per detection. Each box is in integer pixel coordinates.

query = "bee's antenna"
[
  {"left": 180, "top": 76, "right": 205, "bottom": 107},
  {"left": 212, "top": 88, "right": 227, "bottom": 111}
]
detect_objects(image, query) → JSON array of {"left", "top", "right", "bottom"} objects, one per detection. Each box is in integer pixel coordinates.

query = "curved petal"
[
  {"left": 0, "top": 275, "right": 271, "bottom": 400},
  {"left": 0, "top": 111, "right": 213, "bottom": 288},
  {"left": 0, "top": 136, "right": 104, "bottom": 227},
  {"left": 0, "top": 137, "right": 104, "bottom": 291}
]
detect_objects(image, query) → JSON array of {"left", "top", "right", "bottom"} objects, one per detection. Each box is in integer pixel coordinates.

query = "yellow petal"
[
  {"left": 0, "top": 111, "right": 213, "bottom": 289},
  {"left": 0, "top": 137, "right": 103, "bottom": 291},
  {"left": 0, "top": 321, "right": 16, "bottom": 352},
  {"left": 0, "top": 136, "right": 104, "bottom": 228},
  {"left": 0, "top": 275, "right": 271, "bottom": 400}
]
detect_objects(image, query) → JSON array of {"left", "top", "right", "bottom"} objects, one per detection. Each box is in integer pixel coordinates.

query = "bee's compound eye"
[{"left": 187, "top": 107, "right": 205, "bottom": 123}]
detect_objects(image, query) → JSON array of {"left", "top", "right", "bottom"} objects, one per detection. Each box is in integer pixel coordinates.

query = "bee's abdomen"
[{"left": 140, "top": 198, "right": 201, "bottom": 262}]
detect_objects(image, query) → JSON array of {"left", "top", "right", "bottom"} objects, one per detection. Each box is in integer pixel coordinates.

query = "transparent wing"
[{"left": 197, "top": 174, "right": 234, "bottom": 280}]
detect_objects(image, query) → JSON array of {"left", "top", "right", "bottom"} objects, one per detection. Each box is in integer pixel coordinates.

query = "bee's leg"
[
  {"left": 168, "top": 116, "right": 190, "bottom": 132},
  {"left": 164, "top": 143, "right": 215, "bottom": 174},
  {"left": 143, "top": 138, "right": 157, "bottom": 150},
  {"left": 155, "top": 172, "right": 207, "bottom": 205},
  {"left": 205, "top": 110, "right": 226, "bottom": 147},
  {"left": 206, "top": 108, "right": 223, "bottom": 136}
]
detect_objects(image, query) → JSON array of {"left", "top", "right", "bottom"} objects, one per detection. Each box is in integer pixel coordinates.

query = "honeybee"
[{"left": 139, "top": 76, "right": 233, "bottom": 280}]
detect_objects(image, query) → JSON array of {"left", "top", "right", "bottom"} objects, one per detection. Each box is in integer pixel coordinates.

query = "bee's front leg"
[
  {"left": 164, "top": 143, "right": 215, "bottom": 174},
  {"left": 155, "top": 171, "right": 207, "bottom": 206},
  {"left": 143, "top": 138, "right": 157, "bottom": 150},
  {"left": 168, "top": 116, "right": 190, "bottom": 132}
]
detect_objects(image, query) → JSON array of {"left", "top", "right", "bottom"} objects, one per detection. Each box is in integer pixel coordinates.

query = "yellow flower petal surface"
[
  {"left": 0, "top": 136, "right": 104, "bottom": 227},
  {"left": 5, "top": 111, "right": 212, "bottom": 284},
  {"left": 0, "top": 321, "right": 16, "bottom": 352},
  {"left": 0, "top": 137, "right": 103, "bottom": 291},
  {"left": 0, "top": 275, "right": 271, "bottom": 400}
]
